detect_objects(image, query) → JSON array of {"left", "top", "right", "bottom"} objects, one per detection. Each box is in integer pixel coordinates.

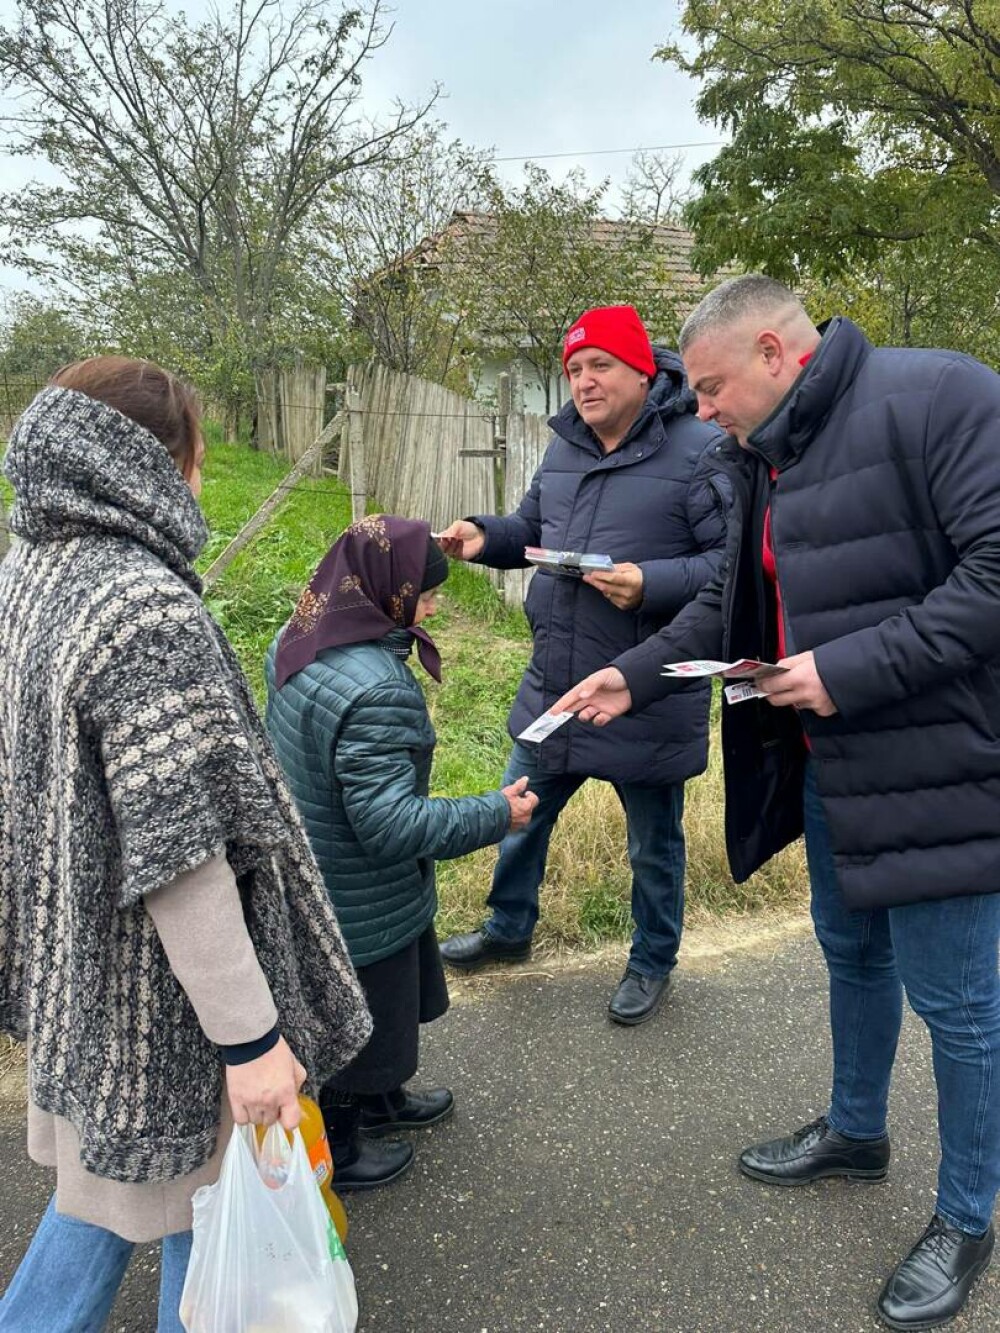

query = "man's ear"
[{"left": 757, "top": 330, "right": 784, "bottom": 373}]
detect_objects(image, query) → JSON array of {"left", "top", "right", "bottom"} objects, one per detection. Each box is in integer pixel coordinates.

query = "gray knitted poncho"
[{"left": 0, "top": 387, "right": 372, "bottom": 1184}]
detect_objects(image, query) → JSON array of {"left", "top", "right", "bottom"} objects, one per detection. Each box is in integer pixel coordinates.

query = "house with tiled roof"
[{"left": 370, "top": 210, "right": 716, "bottom": 414}]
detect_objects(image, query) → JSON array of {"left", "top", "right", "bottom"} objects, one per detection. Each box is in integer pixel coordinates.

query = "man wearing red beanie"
[
  {"left": 437, "top": 305, "right": 730, "bottom": 1026},
  {"left": 563, "top": 304, "right": 658, "bottom": 377}
]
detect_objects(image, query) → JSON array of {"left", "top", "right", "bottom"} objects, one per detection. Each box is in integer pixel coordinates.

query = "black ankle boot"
[
  {"left": 359, "top": 1085, "right": 455, "bottom": 1136},
  {"left": 320, "top": 1088, "right": 414, "bottom": 1192}
]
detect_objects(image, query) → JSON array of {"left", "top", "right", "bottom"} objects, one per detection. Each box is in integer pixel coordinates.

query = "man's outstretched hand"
[
  {"left": 552, "top": 667, "right": 632, "bottom": 727},
  {"left": 436, "top": 520, "right": 485, "bottom": 562}
]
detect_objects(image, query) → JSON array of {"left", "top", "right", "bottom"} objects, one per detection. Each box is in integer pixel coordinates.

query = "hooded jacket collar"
[
  {"left": 746, "top": 317, "right": 871, "bottom": 472},
  {"left": 548, "top": 344, "right": 696, "bottom": 456},
  {"left": 4, "top": 386, "right": 209, "bottom": 590}
]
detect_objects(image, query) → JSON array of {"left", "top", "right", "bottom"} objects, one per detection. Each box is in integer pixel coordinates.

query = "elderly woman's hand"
[{"left": 502, "top": 775, "right": 539, "bottom": 831}]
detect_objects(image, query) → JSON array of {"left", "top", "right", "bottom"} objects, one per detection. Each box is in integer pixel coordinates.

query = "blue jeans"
[
  {"left": 804, "top": 764, "right": 1000, "bottom": 1235},
  {"left": 0, "top": 1195, "right": 192, "bottom": 1332},
  {"left": 485, "top": 741, "right": 686, "bottom": 976}
]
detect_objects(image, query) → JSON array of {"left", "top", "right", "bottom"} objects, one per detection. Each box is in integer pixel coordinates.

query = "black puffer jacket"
[
  {"left": 617, "top": 317, "right": 1000, "bottom": 910},
  {"left": 473, "top": 347, "right": 728, "bottom": 786}
]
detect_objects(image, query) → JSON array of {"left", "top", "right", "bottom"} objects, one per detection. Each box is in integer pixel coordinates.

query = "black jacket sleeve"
[
  {"left": 613, "top": 568, "right": 728, "bottom": 713},
  {"left": 815, "top": 356, "right": 1000, "bottom": 717}
]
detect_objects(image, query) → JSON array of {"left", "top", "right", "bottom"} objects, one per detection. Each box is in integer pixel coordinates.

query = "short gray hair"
[{"left": 679, "top": 275, "right": 802, "bottom": 353}]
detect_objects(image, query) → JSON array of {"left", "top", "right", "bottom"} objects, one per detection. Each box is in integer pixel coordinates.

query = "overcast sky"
[
  {"left": 361, "top": 0, "right": 721, "bottom": 190},
  {"left": 0, "top": 0, "right": 721, "bottom": 302}
]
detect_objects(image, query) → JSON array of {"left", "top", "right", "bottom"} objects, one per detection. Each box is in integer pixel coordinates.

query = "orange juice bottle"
[
  {"left": 298, "top": 1094, "right": 349, "bottom": 1244},
  {"left": 256, "top": 1095, "right": 348, "bottom": 1243}
]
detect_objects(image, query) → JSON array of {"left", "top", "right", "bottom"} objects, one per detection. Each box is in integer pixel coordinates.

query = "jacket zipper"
[
  {"left": 706, "top": 444, "right": 750, "bottom": 654},
  {"left": 760, "top": 470, "right": 777, "bottom": 658}
]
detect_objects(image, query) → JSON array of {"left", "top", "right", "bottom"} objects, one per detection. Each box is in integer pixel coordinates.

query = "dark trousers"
[{"left": 485, "top": 741, "right": 686, "bottom": 977}]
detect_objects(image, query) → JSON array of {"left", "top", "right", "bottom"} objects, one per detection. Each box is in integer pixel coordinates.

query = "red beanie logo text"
[{"left": 562, "top": 305, "right": 656, "bottom": 379}]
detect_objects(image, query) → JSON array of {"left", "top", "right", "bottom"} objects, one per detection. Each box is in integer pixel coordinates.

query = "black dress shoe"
[
  {"left": 739, "top": 1115, "right": 890, "bottom": 1186},
  {"left": 877, "top": 1215, "right": 995, "bottom": 1330},
  {"left": 439, "top": 928, "right": 531, "bottom": 972},
  {"left": 607, "top": 968, "right": 670, "bottom": 1026},
  {"left": 360, "top": 1086, "right": 454, "bottom": 1137}
]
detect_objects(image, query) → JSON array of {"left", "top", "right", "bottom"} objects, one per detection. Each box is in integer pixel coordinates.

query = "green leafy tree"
[
  {"left": 0, "top": 0, "right": 434, "bottom": 431},
  {"left": 321, "top": 123, "right": 490, "bottom": 389},
  {"left": 0, "top": 295, "right": 89, "bottom": 380},
  {"left": 806, "top": 232, "right": 1000, "bottom": 366},
  {"left": 658, "top": 0, "right": 1000, "bottom": 348},
  {"left": 444, "top": 164, "right": 682, "bottom": 412}
]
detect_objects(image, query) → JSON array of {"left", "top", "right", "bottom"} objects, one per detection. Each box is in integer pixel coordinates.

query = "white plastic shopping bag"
[{"left": 180, "top": 1123, "right": 358, "bottom": 1333}]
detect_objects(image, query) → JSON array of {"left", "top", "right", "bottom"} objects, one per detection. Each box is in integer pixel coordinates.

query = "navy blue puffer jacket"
[
  {"left": 265, "top": 632, "right": 510, "bottom": 966},
  {"left": 618, "top": 317, "right": 1000, "bottom": 910},
  {"left": 472, "top": 347, "right": 728, "bottom": 785}
]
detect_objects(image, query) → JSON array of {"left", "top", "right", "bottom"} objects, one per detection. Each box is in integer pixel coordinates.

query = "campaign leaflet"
[
  {"left": 524, "top": 547, "right": 615, "bottom": 578},
  {"left": 517, "top": 710, "right": 574, "bottom": 743},
  {"left": 661, "top": 658, "right": 788, "bottom": 704}
]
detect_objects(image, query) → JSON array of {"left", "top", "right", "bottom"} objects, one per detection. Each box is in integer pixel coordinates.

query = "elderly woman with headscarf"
[{"left": 266, "top": 515, "right": 537, "bottom": 1190}]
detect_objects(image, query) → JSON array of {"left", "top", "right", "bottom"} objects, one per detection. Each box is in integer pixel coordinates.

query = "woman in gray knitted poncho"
[{"left": 0, "top": 357, "right": 372, "bottom": 1331}]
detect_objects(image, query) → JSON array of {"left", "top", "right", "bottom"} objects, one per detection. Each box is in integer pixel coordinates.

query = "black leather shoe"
[
  {"left": 439, "top": 928, "right": 531, "bottom": 972},
  {"left": 607, "top": 968, "right": 670, "bottom": 1026},
  {"left": 739, "top": 1115, "right": 890, "bottom": 1186},
  {"left": 360, "top": 1086, "right": 454, "bottom": 1137},
  {"left": 332, "top": 1138, "right": 415, "bottom": 1192},
  {"left": 877, "top": 1215, "right": 995, "bottom": 1330}
]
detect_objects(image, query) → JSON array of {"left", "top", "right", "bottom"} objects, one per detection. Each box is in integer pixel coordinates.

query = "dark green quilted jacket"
[{"left": 264, "top": 630, "right": 510, "bottom": 967}]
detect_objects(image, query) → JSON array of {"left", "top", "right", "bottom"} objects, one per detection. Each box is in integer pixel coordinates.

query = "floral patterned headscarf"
[{"left": 273, "top": 514, "right": 443, "bottom": 688}]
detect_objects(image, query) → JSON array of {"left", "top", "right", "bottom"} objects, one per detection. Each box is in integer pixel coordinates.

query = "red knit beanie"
[{"left": 562, "top": 305, "right": 656, "bottom": 378}]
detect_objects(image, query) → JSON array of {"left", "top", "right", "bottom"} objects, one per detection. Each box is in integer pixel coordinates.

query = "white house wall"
[{"left": 476, "top": 356, "right": 565, "bottom": 419}]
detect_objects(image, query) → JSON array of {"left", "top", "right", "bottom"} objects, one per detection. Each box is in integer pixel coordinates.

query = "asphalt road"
[{"left": 1, "top": 918, "right": 997, "bottom": 1332}]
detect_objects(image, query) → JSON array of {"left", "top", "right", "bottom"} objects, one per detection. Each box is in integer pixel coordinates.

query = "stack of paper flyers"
[
  {"left": 524, "top": 547, "right": 614, "bottom": 577},
  {"left": 660, "top": 658, "right": 787, "bottom": 704}
]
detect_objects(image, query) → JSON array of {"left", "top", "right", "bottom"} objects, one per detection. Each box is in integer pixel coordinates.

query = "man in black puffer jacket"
[
  {"left": 558, "top": 276, "right": 1000, "bottom": 1331},
  {"left": 437, "top": 305, "right": 728, "bottom": 1025}
]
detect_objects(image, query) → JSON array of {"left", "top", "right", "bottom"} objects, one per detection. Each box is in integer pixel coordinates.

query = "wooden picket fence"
[
  {"left": 339, "top": 362, "right": 496, "bottom": 529},
  {"left": 339, "top": 362, "right": 551, "bottom": 603},
  {"left": 256, "top": 361, "right": 328, "bottom": 464},
  {"left": 500, "top": 397, "right": 550, "bottom": 607},
  {"left": 204, "top": 360, "right": 552, "bottom": 604}
]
